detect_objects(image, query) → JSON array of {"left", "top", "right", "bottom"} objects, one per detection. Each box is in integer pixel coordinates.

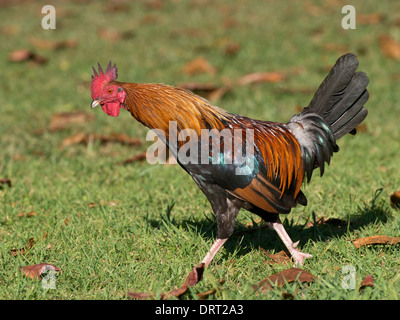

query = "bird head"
[{"left": 90, "top": 61, "right": 126, "bottom": 117}]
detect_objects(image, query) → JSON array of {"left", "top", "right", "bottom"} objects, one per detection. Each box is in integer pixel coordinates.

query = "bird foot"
[
  {"left": 290, "top": 245, "right": 312, "bottom": 266},
  {"left": 269, "top": 219, "right": 312, "bottom": 266}
]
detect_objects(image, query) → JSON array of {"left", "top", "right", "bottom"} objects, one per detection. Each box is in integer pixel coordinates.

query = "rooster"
[{"left": 90, "top": 53, "right": 369, "bottom": 266}]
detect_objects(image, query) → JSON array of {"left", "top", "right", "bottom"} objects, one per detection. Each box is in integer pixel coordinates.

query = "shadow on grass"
[{"left": 144, "top": 189, "right": 392, "bottom": 262}]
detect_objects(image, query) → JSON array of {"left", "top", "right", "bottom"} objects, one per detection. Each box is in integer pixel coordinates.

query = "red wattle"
[{"left": 101, "top": 102, "right": 120, "bottom": 117}]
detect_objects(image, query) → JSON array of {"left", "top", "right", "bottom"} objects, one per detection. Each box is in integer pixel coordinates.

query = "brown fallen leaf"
[
  {"left": 61, "top": 132, "right": 142, "bottom": 148},
  {"left": 122, "top": 152, "right": 147, "bottom": 165},
  {"left": 237, "top": 72, "right": 285, "bottom": 85},
  {"left": 196, "top": 279, "right": 225, "bottom": 300},
  {"left": 84, "top": 201, "right": 117, "bottom": 208},
  {"left": 127, "top": 263, "right": 205, "bottom": 300},
  {"left": 0, "top": 25, "right": 19, "bottom": 36},
  {"left": 97, "top": 27, "right": 135, "bottom": 41},
  {"left": 357, "top": 13, "right": 384, "bottom": 25},
  {"left": 196, "top": 287, "right": 217, "bottom": 300},
  {"left": 224, "top": 42, "right": 241, "bottom": 56},
  {"left": 49, "top": 111, "right": 94, "bottom": 132},
  {"left": 30, "top": 37, "right": 78, "bottom": 50},
  {"left": 144, "top": 0, "right": 164, "bottom": 10},
  {"left": 351, "top": 235, "right": 400, "bottom": 249},
  {"left": 17, "top": 211, "right": 37, "bottom": 218},
  {"left": 379, "top": 35, "right": 400, "bottom": 60},
  {"left": 8, "top": 49, "right": 47, "bottom": 64},
  {"left": 20, "top": 263, "right": 60, "bottom": 280},
  {"left": 104, "top": 0, "right": 131, "bottom": 13},
  {"left": 261, "top": 249, "right": 291, "bottom": 265},
  {"left": 355, "top": 123, "right": 368, "bottom": 133},
  {"left": 359, "top": 275, "right": 374, "bottom": 291},
  {"left": 183, "top": 57, "right": 216, "bottom": 75},
  {"left": 253, "top": 268, "right": 316, "bottom": 293},
  {"left": 390, "top": 191, "right": 400, "bottom": 208},
  {"left": 0, "top": 178, "right": 12, "bottom": 188},
  {"left": 223, "top": 17, "right": 238, "bottom": 29},
  {"left": 60, "top": 132, "right": 87, "bottom": 147},
  {"left": 10, "top": 237, "right": 35, "bottom": 257}
]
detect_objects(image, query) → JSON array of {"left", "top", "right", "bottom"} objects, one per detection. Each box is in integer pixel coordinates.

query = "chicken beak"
[{"left": 91, "top": 99, "right": 102, "bottom": 109}]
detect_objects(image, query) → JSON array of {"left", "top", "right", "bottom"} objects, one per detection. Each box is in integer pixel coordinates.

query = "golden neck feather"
[{"left": 114, "top": 82, "right": 231, "bottom": 139}]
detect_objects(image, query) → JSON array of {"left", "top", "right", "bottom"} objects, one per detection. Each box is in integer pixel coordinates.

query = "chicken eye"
[{"left": 108, "top": 89, "right": 113, "bottom": 94}]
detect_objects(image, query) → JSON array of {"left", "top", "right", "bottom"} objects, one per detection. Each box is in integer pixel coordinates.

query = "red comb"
[{"left": 90, "top": 61, "right": 118, "bottom": 97}]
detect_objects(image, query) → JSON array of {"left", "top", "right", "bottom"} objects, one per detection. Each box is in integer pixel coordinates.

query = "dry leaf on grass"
[
  {"left": 61, "top": 132, "right": 142, "bottom": 148},
  {"left": 8, "top": 49, "right": 47, "bottom": 64},
  {"left": 260, "top": 249, "right": 291, "bottom": 265},
  {"left": 30, "top": 37, "right": 78, "bottom": 50},
  {"left": 237, "top": 72, "right": 285, "bottom": 85},
  {"left": 183, "top": 57, "right": 216, "bottom": 75},
  {"left": 0, "top": 178, "right": 12, "bottom": 188},
  {"left": 379, "top": 35, "right": 400, "bottom": 60},
  {"left": 104, "top": 1, "right": 131, "bottom": 13},
  {"left": 359, "top": 275, "right": 374, "bottom": 290},
  {"left": 122, "top": 152, "right": 147, "bottom": 165},
  {"left": 351, "top": 235, "right": 400, "bottom": 249},
  {"left": 10, "top": 238, "right": 35, "bottom": 257},
  {"left": 20, "top": 263, "right": 60, "bottom": 280},
  {"left": 357, "top": 13, "right": 384, "bottom": 25},
  {"left": 224, "top": 42, "right": 241, "bottom": 56},
  {"left": 97, "top": 28, "right": 135, "bottom": 41},
  {"left": 196, "top": 280, "right": 225, "bottom": 300},
  {"left": 127, "top": 263, "right": 205, "bottom": 300},
  {"left": 355, "top": 123, "right": 368, "bottom": 133},
  {"left": 253, "top": 268, "right": 316, "bottom": 293},
  {"left": 86, "top": 201, "right": 116, "bottom": 208},
  {"left": 144, "top": 0, "right": 164, "bottom": 10},
  {"left": 17, "top": 211, "right": 37, "bottom": 218},
  {"left": 49, "top": 111, "right": 95, "bottom": 132},
  {"left": 390, "top": 191, "right": 400, "bottom": 208}
]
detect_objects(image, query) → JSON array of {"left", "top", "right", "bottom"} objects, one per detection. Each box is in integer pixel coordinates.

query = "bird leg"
[
  {"left": 201, "top": 238, "right": 228, "bottom": 267},
  {"left": 267, "top": 217, "right": 312, "bottom": 266}
]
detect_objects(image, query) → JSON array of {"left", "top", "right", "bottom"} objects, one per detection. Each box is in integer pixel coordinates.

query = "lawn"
[{"left": 0, "top": 0, "right": 399, "bottom": 300}]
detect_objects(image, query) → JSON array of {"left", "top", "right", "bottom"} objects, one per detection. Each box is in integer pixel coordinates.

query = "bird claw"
[{"left": 291, "top": 246, "right": 312, "bottom": 266}]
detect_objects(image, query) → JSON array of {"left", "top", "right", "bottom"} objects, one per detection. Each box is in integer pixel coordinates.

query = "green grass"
[{"left": 0, "top": 0, "right": 399, "bottom": 300}]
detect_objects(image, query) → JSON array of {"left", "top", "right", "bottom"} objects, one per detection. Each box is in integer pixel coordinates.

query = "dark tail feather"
[
  {"left": 304, "top": 53, "right": 369, "bottom": 140},
  {"left": 287, "top": 53, "right": 369, "bottom": 183}
]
